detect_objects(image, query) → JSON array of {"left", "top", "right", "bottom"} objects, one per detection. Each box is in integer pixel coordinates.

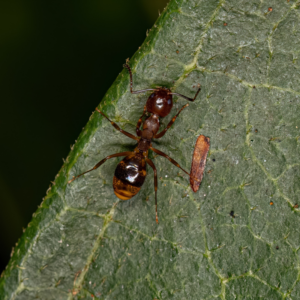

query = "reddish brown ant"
[{"left": 68, "top": 64, "right": 201, "bottom": 223}]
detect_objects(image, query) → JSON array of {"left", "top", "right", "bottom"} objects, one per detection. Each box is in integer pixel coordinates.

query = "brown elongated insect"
[
  {"left": 68, "top": 64, "right": 201, "bottom": 223},
  {"left": 190, "top": 135, "right": 210, "bottom": 192}
]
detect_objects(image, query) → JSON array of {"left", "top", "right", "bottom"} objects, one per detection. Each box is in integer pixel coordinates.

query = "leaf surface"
[{"left": 1, "top": 0, "right": 300, "bottom": 299}]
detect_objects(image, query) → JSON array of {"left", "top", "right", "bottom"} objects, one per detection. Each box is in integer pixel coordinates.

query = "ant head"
[{"left": 146, "top": 88, "right": 173, "bottom": 117}]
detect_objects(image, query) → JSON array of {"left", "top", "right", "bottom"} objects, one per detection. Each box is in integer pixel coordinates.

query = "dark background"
[{"left": 0, "top": 0, "right": 169, "bottom": 274}]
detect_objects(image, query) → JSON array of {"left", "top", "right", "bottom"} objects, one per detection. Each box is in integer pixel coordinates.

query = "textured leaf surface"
[{"left": 1, "top": 0, "right": 300, "bottom": 299}]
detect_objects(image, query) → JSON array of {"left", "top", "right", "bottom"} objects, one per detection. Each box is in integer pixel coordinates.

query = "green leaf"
[{"left": 2, "top": 0, "right": 300, "bottom": 299}]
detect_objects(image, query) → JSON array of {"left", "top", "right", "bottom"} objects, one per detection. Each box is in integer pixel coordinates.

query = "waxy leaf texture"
[{"left": 1, "top": 0, "right": 300, "bottom": 299}]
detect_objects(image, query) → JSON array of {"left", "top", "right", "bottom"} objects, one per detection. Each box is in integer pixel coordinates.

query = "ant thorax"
[
  {"left": 142, "top": 114, "right": 160, "bottom": 137},
  {"left": 137, "top": 138, "right": 151, "bottom": 153}
]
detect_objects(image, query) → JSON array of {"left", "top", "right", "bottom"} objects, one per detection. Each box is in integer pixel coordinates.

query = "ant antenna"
[
  {"left": 170, "top": 87, "right": 201, "bottom": 102},
  {"left": 123, "top": 63, "right": 156, "bottom": 94}
]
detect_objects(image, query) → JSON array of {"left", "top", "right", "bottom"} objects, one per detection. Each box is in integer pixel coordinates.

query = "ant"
[{"left": 68, "top": 64, "right": 201, "bottom": 223}]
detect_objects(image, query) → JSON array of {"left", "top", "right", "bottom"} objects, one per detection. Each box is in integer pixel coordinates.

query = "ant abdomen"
[
  {"left": 113, "top": 153, "right": 147, "bottom": 200},
  {"left": 146, "top": 88, "right": 173, "bottom": 117}
]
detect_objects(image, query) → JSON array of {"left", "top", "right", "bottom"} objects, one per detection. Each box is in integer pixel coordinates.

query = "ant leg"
[
  {"left": 136, "top": 106, "right": 147, "bottom": 136},
  {"left": 146, "top": 158, "right": 158, "bottom": 224},
  {"left": 150, "top": 146, "right": 189, "bottom": 177},
  {"left": 96, "top": 108, "right": 139, "bottom": 141},
  {"left": 154, "top": 104, "right": 189, "bottom": 139},
  {"left": 123, "top": 64, "right": 156, "bottom": 94},
  {"left": 170, "top": 87, "right": 201, "bottom": 102},
  {"left": 68, "top": 151, "right": 132, "bottom": 184}
]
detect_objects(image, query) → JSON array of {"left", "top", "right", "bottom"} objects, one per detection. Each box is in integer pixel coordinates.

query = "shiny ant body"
[{"left": 68, "top": 64, "right": 201, "bottom": 223}]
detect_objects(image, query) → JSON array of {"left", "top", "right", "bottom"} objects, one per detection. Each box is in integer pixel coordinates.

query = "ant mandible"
[{"left": 68, "top": 64, "right": 201, "bottom": 223}]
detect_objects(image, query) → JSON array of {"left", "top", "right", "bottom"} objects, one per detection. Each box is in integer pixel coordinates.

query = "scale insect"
[{"left": 68, "top": 64, "right": 201, "bottom": 223}]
